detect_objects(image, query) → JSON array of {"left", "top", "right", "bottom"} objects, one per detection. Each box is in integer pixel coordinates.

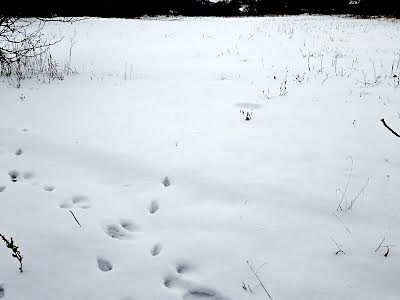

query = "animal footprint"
[
  {"left": 72, "top": 195, "right": 91, "bottom": 208},
  {"left": 43, "top": 185, "right": 55, "bottom": 192},
  {"left": 163, "top": 266, "right": 228, "bottom": 300},
  {"left": 21, "top": 171, "right": 35, "bottom": 180},
  {"left": 149, "top": 200, "right": 159, "bottom": 214},
  {"left": 14, "top": 149, "right": 23, "bottom": 156},
  {"left": 162, "top": 176, "right": 171, "bottom": 187},
  {"left": 104, "top": 220, "right": 138, "bottom": 240},
  {"left": 120, "top": 219, "right": 138, "bottom": 232},
  {"left": 60, "top": 195, "right": 91, "bottom": 209},
  {"left": 0, "top": 284, "right": 4, "bottom": 298},
  {"left": 176, "top": 262, "right": 191, "bottom": 274},
  {"left": 8, "top": 170, "right": 19, "bottom": 182},
  {"left": 150, "top": 243, "right": 162, "bottom": 256},
  {"left": 97, "top": 257, "right": 113, "bottom": 272},
  {"left": 163, "top": 276, "right": 178, "bottom": 288},
  {"left": 0, "top": 186, "right": 6, "bottom": 192},
  {"left": 184, "top": 288, "right": 226, "bottom": 300}
]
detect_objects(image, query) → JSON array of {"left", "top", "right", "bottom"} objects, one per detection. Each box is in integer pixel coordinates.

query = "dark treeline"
[{"left": 2, "top": 0, "right": 400, "bottom": 18}]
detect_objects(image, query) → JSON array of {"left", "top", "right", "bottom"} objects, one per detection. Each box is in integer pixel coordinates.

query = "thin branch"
[
  {"left": 69, "top": 210, "right": 82, "bottom": 227},
  {"left": 247, "top": 260, "right": 273, "bottom": 300},
  {"left": 381, "top": 118, "right": 400, "bottom": 138}
]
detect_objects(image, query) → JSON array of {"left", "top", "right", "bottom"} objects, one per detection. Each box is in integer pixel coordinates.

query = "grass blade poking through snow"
[{"left": 246, "top": 260, "right": 273, "bottom": 300}]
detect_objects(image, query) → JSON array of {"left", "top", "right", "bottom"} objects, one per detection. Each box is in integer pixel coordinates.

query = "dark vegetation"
[
  {"left": 2, "top": 0, "right": 400, "bottom": 18},
  {"left": 0, "top": 234, "right": 24, "bottom": 273}
]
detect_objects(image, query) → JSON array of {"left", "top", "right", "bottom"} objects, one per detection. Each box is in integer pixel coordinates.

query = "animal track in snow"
[
  {"left": 163, "top": 268, "right": 228, "bottom": 300},
  {"left": 162, "top": 176, "right": 171, "bottom": 187},
  {"left": 14, "top": 148, "right": 23, "bottom": 156},
  {"left": 104, "top": 220, "right": 138, "bottom": 240},
  {"left": 8, "top": 170, "right": 19, "bottom": 182},
  {"left": 60, "top": 195, "right": 91, "bottom": 209},
  {"left": 43, "top": 185, "right": 55, "bottom": 192},
  {"left": 97, "top": 257, "right": 113, "bottom": 272},
  {"left": 163, "top": 276, "right": 178, "bottom": 288},
  {"left": 72, "top": 195, "right": 91, "bottom": 207},
  {"left": 149, "top": 200, "right": 159, "bottom": 214},
  {"left": 21, "top": 171, "right": 35, "bottom": 180},
  {"left": 183, "top": 287, "right": 227, "bottom": 300},
  {"left": 0, "top": 186, "right": 6, "bottom": 192},
  {"left": 150, "top": 243, "right": 162, "bottom": 256},
  {"left": 120, "top": 219, "right": 138, "bottom": 232},
  {"left": 0, "top": 284, "right": 4, "bottom": 298},
  {"left": 105, "top": 224, "right": 129, "bottom": 240},
  {"left": 176, "top": 262, "right": 191, "bottom": 274}
]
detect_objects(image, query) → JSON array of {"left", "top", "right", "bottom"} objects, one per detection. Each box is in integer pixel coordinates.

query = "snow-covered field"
[{"left": 1, "top": 15, "right": 400, "bottom": 300}]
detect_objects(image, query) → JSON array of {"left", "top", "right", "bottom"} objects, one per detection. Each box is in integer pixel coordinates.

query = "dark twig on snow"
[
  {"left": 69, "top": 210, "right": 82, "bottom": 227},
  {"left": 381, "top": 118, "right": 400, "bottom": 138}
]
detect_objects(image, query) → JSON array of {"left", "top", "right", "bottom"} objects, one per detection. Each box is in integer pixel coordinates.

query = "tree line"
[{"left": 2, "top": 0, "right": 400, "bottom": 18}]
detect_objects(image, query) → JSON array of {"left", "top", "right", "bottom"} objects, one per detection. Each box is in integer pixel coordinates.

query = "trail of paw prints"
[
  {"left": 60, "top": 195, "right": 91, "bottom": 209},
  {"left": 103, "top": 219, "right": 139, "bottom": 240},
  {"left": 6, "top": 169, "right": 56, "bottom": 193},
  {"left": 7, "top": 170, "right": 36, "bottom": 183},
  {"left": 163, "top": 266, "right": 229, "bottom": 300}
]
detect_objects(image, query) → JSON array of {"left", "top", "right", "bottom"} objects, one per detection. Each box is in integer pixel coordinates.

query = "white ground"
[{"left": 1, "top": 16, "right": 400, "bottom": 300}]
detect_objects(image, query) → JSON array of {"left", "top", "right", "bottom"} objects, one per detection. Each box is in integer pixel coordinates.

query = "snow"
[{"left": 0, "top": 15, "right": 400, "bottom": 300}]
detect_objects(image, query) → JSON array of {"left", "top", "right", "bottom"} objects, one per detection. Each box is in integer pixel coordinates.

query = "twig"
[
  {"left": 381, "top": 118, "right": 400, "bottom": 138},
  {"left": 69, "top": 210, "right": 82, "bottom": 227},
  {"left": 247, "top": 260, "right": 273, "bottom": 300}
]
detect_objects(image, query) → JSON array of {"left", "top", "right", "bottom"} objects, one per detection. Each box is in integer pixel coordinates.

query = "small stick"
[
  {"left": 247, "top": 260, "right": 273, "bottom": 300},
  {"left": 381, "top": 119, "right": 400, "bottom": 138},
  {"left": 69, "top": 210, "right": 81, "bottom": 227}
]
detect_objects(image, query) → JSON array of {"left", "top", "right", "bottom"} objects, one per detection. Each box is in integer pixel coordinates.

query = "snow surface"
[{"left": 1, "top": 15, "right": 400, "bottom": 300}]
